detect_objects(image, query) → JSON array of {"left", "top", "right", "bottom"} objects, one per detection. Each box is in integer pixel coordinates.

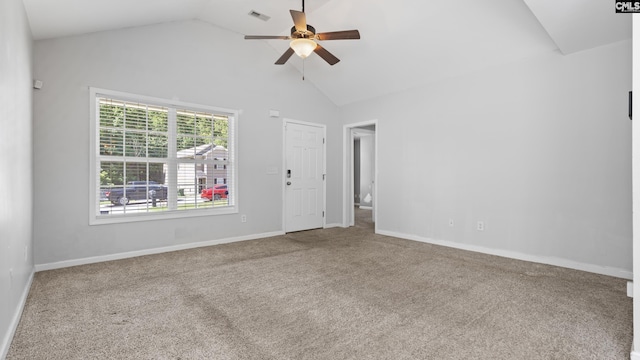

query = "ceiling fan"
[{"left": 244, "top": 0, "right": 360, "bottom": 66}]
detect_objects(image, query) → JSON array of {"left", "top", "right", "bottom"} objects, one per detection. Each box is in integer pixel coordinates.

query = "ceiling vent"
[{"left": 248, "top": 10, "right": 270, "bottom": 21}]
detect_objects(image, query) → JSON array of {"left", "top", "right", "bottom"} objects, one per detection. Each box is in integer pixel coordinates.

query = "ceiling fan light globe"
[{"left": 290, "top": 38, "right": 317, "bottom": 59}]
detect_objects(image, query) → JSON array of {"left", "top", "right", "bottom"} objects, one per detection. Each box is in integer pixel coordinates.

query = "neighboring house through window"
[{"left": 89, "top": 88, "right": 237, "bottom": 224}]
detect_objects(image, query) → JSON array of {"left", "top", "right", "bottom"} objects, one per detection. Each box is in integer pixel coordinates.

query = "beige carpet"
[
  {"left": 354, "top": 206, "right": 374, "bottom": 230},
  {"left": 8, "top": 224, "right": 632, "bottom": 359}
]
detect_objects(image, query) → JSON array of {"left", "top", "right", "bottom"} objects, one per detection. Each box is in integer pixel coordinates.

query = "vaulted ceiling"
[{"left": 22, "top": 0, "right": 631, "bottom": 106}]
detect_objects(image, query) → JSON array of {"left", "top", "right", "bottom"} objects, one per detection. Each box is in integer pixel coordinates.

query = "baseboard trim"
[
  {"left": 1, "top": 268, "right": 34, "bottom": 359},
  {"left": 358, "top": 206, "right": 372, "bottom": 210},
  {"left": 377, "top": 230, "right": 633, "bottom": 280},
  {"left": 631, "top": 350, "right": 640, "bottom": 360},
  {"left": 35, "top": 231, "right": 285, "bottom": 272},
  {"left": 324, "top": 223, "right": 345, "bottom": 229}
]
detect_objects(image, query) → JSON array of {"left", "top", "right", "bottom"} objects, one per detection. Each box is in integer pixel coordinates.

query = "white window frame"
[{"left": 89, "top": 87, "right": 238, "bottom": 225}]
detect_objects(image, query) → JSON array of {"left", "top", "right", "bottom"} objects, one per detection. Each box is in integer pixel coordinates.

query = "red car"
[{"left": 200, "top": 184, "right": 228, "bottom": 201}]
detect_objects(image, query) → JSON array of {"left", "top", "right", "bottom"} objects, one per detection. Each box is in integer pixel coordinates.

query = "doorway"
[
  {"left": 283, "top": 120, "right": 326, "bottom": 233},
  {"left": 343, "top": 120, "right": 377, "bottom": 230}
]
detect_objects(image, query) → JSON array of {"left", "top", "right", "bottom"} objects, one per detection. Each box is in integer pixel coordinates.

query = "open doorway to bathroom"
[
  {"left": 343, "top": 120, "right": 377, "bottom": 231},
  {"left": 353, "top": 128, "right": 375, "bottom": 230}
]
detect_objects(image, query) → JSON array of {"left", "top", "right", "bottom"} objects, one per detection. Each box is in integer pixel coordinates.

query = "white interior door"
[{"left": 285, "top": 122, "right": 325, "bottom": 232}]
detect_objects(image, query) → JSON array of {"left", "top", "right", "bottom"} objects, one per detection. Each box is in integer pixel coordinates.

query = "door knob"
[{"left": 286, "top": 181, "right": 292, "bottom": 185}]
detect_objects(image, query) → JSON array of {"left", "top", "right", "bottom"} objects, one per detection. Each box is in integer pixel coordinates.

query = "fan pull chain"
[{"left": 302, "top": 58, "right": 305, "bottom": 80}]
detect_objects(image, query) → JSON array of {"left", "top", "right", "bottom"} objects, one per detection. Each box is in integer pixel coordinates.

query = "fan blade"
[
  {"left": 315, "top": 30, "right": 360, "bottom": 41},
  {"left": 290, "top": 10, "right": 307, "bottom": 32},
  {"left": 314, "top": 45, "right": 340, "bottom": 65},
  {"left": 245, "top": 35, "right": 290, "bottom": 40},
  {"left": 275, "top": 48, "right": 295, "bottom": 65}
]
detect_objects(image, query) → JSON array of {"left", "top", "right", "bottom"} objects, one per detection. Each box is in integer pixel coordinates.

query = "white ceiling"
[
  {"left": 22, "top": 0, "right": 631, "bottom": 106},
  {"left": 523, "top": 0, "right": 631, "bottom": 55}
]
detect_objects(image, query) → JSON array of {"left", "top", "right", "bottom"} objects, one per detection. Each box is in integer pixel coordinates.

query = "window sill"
[{"left": 89, "top": 206, "right": 238, "bottom": 225}]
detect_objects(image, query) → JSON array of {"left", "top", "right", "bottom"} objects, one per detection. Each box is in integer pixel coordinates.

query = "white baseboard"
[
  {"left": 1, "top": 268, "right": 34, "bottom": 360},
  {"left": 35, "top": 231, "right": 285, "bottom": 272},
  {"left": 325, "top": 223, "right": 346, "bottom": 229},
  {"left": 358, "top": 206, "right": 372, "bottom": 210},
  {"left": 377, "top": 230, "right": 633, "bottom": 280},
  {"left": 631, "top": 350, "right": 640, "bottom": 360}
]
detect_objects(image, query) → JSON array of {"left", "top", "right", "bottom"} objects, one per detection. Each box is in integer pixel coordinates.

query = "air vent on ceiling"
[{"left": 248, "top": 10, "right": 270, "bottom": 21}]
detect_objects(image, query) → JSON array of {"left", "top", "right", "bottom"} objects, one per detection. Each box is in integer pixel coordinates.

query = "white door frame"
[
  {"left": 282, "top": 118, "right": 327, "bottom": 232},
  {"left": 343, "top": 120, "right": 378, "bottom": 230}
]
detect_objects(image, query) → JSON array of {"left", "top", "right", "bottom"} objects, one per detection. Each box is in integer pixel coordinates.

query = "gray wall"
[
  {"left": 631, "top": 17, "right": 640, "bottom": 354},
  {"left": 32, "top": 20, "right": 341, "bottom": 266},
  {"left": 0, "top": 0, "right": 34, "bottom": 356},
  {"left": 341, "top": 40, "right": 632, "bottom": 277}
]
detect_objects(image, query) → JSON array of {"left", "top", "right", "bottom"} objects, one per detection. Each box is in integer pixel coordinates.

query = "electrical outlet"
[
  {"left": 477, "top": 221, "right": 484, "bottom": 231},
  {"left": 241, "top": 215, "right": 247, "bottom": 223},
  {"left": 448, "top": 219, "right": 454, "bottom": 227}
]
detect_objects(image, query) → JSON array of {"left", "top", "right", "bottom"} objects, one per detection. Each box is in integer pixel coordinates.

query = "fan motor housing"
[{"left": 291, "top": 25, "right": 316, "bottom": 39}]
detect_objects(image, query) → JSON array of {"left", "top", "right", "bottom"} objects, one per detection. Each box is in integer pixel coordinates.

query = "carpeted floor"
[
  {"left": 354, "top": 206, "right": 374, "bottom": 230},
  {"left": 8, "top": 221, "right": 632, "bottom": 359}
]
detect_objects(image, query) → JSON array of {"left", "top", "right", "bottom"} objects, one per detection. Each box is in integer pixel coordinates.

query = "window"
[{"left": 90, "top": 88, "right": 237, "bottom": 224}]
